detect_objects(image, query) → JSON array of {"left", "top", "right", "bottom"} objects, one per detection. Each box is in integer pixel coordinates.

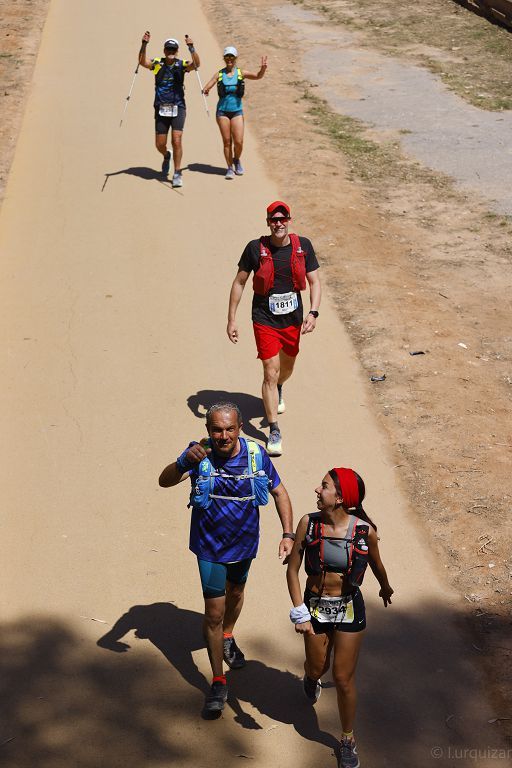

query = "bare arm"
[
  {"left": 202, "top": 72, "right": 219, "bottom": 95},
  {"left": 242, "top": 56, "right": 268, "bottom": 80},
  {"left": 301, "top": 268, "right": 322, "bottom": 334},
  {"left": 270, "top": 482, "right": 294, "bottom": 560},
  {"left": 184, "top": 35, "right": 201, "bottom": 71},
  {"left": 159, "top": 441, "right": 210, "bottom": 488},
  {"left": 158, "top": 462, "right": 189, "bottom": 487},
  {"left": 368, "top": 526, "right": 394, "bottom": 606},
  {"left": 227, "top": 269, "right": 250, "bottom": 343},
  {"left": 138, "top": 31, "right": 153, "bottom": 69},
  {"left": 286, "top": 517, "right": 315, "bottom": 635}
]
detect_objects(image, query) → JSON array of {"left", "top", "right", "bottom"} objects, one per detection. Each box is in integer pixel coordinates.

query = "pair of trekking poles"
[{"left": 119, "top": 35, "right": 209, "bottom": 127}]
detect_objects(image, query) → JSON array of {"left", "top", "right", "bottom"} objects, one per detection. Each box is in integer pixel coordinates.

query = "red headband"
[{"left": 331, "top": 467, "right": 360, "bottom": 509}]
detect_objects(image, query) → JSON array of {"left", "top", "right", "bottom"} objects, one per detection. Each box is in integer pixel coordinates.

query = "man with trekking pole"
[{"left": 138, "top": 31, "right": 201, "bottom": 188}]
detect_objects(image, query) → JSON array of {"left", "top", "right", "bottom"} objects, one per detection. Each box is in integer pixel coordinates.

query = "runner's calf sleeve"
[{"left": 290, "top": 603, "right": 312, "bottom": 624}]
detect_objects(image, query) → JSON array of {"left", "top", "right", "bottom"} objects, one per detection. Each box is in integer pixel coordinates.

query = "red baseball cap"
[{"left": 266, "top": 200, "right": 291, "bottom": 218}]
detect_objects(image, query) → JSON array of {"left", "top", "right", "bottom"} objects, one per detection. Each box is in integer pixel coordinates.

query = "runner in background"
[
  {"left": 138, "top": 31, "right": 200, "bottom": 188},
  {"left": 286, "top": 467, "right": 393, "bottom": 768},
  {"left": 227, "top": 201, "right": 321, "bottom": 456},
  {"left": 202, "top": 46, "right": 267, "bottom": 179}
]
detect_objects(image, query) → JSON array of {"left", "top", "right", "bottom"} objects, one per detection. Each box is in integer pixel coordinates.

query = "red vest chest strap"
[{"left": 252, "top": 234, "right": 307, "bottom": 296}]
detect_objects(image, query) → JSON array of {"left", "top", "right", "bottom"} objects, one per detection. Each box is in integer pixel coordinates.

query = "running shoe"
[
  {"left": 267, "top": 429, "right": 282, "bottom": 457},
  {"left": 277, "top": 385, "right": 286, "bottom": 414},
  {"left": 203, "top": 681, "right": 228, "bottom": 714},
  {"left": 161, "top": 150, "right": 171, "bottom": 176},
  {"left": 223, "top": 636, "right": 246, "bottom": 669},
  {"left": 302, "top": 674, "right": 322, "bottom": 704},
  {"left": 338, "top": 737, "right": 360, "bottom": 768},
  {"left": 234, "top": 159, "right": 244, "bottom": 176},
  {"left": 225, "top": 167, "right": 235, "bottom": 180},
  {"left": 172, "top": 171, "right": 183, "bottom": 188}
]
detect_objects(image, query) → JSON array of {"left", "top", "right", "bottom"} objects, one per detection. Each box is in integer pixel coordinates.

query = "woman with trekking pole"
[
  {"left": 286, "top": 467, "right": 394, "bottom": 768},
  {"left": 202, "top": 46, "right": 267, "bottom": 179}
]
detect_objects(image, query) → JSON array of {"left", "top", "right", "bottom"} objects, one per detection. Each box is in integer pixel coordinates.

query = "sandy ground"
[{"left": 0, "top": 0, "right": 511, "bottom": 766}]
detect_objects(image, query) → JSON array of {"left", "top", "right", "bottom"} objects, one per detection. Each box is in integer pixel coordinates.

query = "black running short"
[
  {"left": 304, "top": 587, "right": 366, "bottom": 634},
  {"left": 154, "top": 106, "right": 186, "bottom": 134}
]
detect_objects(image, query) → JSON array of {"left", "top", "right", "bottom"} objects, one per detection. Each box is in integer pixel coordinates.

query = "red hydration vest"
[{"left": 252, "top": 233, "right": 307, "bottom": 296}]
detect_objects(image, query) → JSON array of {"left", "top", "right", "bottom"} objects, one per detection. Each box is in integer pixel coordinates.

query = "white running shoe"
[
  {"left": 225, "top": 167, "right": 235, "bottom": 180},
  {"left": 234, "top": 159, "right": 244, "bottom": 175},
  {"left": 267, "top": 429, "right": 282, "bottom": 457},
  {"left": 172, "top": 171, "right": 183, "bottom": 188}
]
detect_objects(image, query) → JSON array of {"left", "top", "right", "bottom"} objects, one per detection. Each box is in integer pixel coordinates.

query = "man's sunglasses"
[{"left": 267, "top": 216, "right": 290, "bottom": 224}]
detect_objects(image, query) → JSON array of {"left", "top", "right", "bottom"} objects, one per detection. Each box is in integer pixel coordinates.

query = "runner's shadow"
[
  {"left": 101, "top": 167, "right": 174, "bottom": 192},
  {"left": 185, "top": 163, "right": 226, "bottom": 176},
  {"left": 97, "top": 602, "right": 207, "bottom": 695},
  {"left": 96, "top": 603, "right": 334, "bottom": 748},
  {"left": 226, "top": 660, "right": 337, "bottom": 750},
  {"left": 187, "top": 390, "right": 267, "bottom": 443}
]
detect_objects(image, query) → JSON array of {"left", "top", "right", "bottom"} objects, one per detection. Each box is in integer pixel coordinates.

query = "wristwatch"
[
  {"left": 308, "top": 310, "right": 319, "bottom": 318},
  {"left": 282, "top": 532, "right": 296, "bottom": 540}
]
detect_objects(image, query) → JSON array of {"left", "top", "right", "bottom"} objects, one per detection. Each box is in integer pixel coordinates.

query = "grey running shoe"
[
  {"left": 267, "top": 429, "right": 282, "bottom": 457},
  {"left": 277, "top": 386, "right": 286, "bottom": 414},
  {"left": 234, "top": 159, "right": 244, "bottom": 175},
  {"left": 225, "top": 167, "right": 235, "bottom": 180},
  {"left": 338, "top": 738, "right": 360, "bottom": 768},
  {"left": 172, "top": 171, "right": 183, "bottom": 188},
  {"left": 161, "top": 150, "right": 171, "bottom": 176},
  {"left": 223, "top": 635, "right": 246, "bottom": 669},
  {"left": 302, "top": 674, "right": 321, "bottom": 703},
  {"left": 203, "top": 681, "right": 228, "bottom": 714}
]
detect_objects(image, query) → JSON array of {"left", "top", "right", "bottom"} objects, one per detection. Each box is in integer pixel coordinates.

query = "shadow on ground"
[
  {"left": 187, "top": 389, "right": 267, "bottom": 442},
  {"left": 101, "top": 166, "right": 174, "bottom": 192},
  {"left": 1, "top": 602, "right": 509, "bottom": 766},
  {"left": 185, "top": 163, "right": 226, "bottom": 176}
]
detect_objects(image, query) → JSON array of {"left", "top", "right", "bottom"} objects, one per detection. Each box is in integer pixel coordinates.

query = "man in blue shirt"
[
  {"left": 159, "top": 402, "right": 294, "bottom": 716},
  {"left": 139, "top": 31, "right": 201, "bottom": 188}
]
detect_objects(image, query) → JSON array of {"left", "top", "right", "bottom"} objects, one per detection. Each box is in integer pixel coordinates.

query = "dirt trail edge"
[{"left": 0, "top": 1, "right": 510, "bottom": 767}]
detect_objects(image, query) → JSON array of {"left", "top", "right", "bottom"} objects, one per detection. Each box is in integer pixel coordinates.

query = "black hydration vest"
[{"left": 303, "top": 512, "right": 369, "bottom": 588}]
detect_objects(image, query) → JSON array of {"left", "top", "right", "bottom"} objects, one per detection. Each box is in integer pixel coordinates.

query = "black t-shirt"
[{"left": 238, "top": 236, "right": 319, "bottom": 328}]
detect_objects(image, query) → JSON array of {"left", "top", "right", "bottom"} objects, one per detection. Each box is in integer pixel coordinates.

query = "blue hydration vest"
[{"left": 190, "top": 438, "right": 270, "bottom": 510}]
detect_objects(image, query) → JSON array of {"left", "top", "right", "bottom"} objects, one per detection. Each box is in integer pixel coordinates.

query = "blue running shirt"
[{"left": 188, "top": 440, "right": 280, "bottom": 562}]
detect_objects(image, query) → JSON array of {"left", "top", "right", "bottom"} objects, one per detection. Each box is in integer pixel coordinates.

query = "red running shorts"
[{"left": 253, "top": 322, "right": 301, "bottom": 360}]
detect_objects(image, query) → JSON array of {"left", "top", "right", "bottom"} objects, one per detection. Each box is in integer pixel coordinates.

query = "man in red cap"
[{"left": 227, "top": 201, "right": 321, "bottom": 456}]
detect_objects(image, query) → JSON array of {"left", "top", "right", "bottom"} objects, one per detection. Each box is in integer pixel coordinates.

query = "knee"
[
  {"left": 204, "top": 605, "right": 224, "bottom": 631},
  {"left": 155, "top": 136, "right": 166, "bottom": 151},
  {"left": 263, "top": 365, "right": 279, "bottom": 386},
  {"left": 333, "top": 670, "right": 355, "bottom": 696},
  {"left": 171, "top": 134, "right": 182, "bottom": 150}
]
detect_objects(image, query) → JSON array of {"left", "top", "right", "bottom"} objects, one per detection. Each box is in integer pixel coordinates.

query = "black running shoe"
[
  {"left": 303, "top": 674, "right": 322, "bottom": 703},
  {"left": 161, "top": 150, "right": 171, "bottom": 176},
  {"left": 203, "top": 681, "right": 228, "bottom": 714},
  {"left": 223, "top": 635, "right": 246, "bottom": 669}
]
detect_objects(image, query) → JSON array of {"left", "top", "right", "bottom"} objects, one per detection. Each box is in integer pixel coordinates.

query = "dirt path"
[{"left": 1, "top": 1, "right": 510, "bottom": 767}]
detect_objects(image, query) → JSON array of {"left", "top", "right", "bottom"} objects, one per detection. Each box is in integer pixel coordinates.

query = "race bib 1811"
[{"left": 269, "top": 291, "right": 299, "bottom": 315}]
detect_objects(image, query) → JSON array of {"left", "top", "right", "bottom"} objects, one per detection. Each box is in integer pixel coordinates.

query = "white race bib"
[
  {"left": 309, "top": 594, "right": 355, "bottom": 624},
  {"left": 269, "top": 291, "right": 299, "bottom": 316},
  {"left": 159, "top": 103, "right": 178, "bottom": 117}
]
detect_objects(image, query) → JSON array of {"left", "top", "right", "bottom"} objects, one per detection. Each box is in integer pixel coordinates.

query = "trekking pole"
[
  {"left": 120, "top": 63, "right": 140, "bottom": 127},
  {"left": 185, "top": 34, "right": 209, "bottom": 117}
]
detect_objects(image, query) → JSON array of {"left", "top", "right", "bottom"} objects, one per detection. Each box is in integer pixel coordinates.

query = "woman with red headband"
[{"left": 286, "top": 467, "right": 393, "bottom": 768}]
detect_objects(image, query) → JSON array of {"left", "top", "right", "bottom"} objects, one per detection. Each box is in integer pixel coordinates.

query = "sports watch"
[{"left": 308, "top": 310, "right": 319, "bottom": 318}]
